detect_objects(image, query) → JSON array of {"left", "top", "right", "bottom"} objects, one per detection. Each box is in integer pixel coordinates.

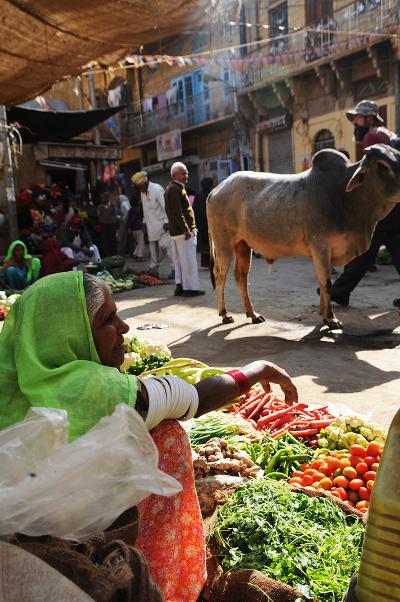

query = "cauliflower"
[
  {"left": 140, "top": 338, "right": 171, "bottom": 359},
  {"left": 120, "top": 351, "right": 141, "bottom": 372}
]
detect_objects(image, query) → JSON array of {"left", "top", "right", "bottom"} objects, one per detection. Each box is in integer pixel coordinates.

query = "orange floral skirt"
[{"left": 135, "top": 420, "right": 206, "bottom": 602}]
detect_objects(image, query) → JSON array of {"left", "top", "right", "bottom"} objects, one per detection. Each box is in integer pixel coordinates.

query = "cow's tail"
[{"left": 209, "top": 232, "right": 216, "bottom": 289}]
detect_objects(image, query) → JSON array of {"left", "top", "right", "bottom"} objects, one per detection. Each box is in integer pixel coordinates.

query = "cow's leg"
[
  {"left": 311, "top": 246, "right": 343, "bottom": 330},
  {"left": 234, "top": 240, "right": 265, "bottom": 324},
  {"left": 214, "top": 249, "right": 234, "bottom": 324}
]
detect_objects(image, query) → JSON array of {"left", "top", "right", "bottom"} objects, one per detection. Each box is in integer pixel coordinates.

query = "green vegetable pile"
[
  {"left": 190, "top": 414, "right": 245, "bottom": 447},
  {"left": 122, "top": 336, "right": 171, "bottom": 375},
  {"left": 229, "top": 432, "right": 314, "bottom": 479},
  {"left": 318, "top": 415, "right": 386, "bottom": 450},
  {"left": 142, "top": 358, "right": 225, "bottom": 384},
  {"left": 214, "top": 480, "right": 364, "bottom": 601}
]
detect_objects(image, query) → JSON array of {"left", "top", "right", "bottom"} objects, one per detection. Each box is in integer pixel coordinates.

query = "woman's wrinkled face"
[
  {"left": 92, "top": 288, "right": 129, "bottom": 368},
  {"left": 13, "top": 245, "right": 24, "bottom": 261}
]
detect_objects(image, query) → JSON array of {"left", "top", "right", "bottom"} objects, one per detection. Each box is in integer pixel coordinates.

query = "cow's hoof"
[
  {"left": 252, "top": 315, "right": 266, "bottom": 324},
  {"left": 222, "top": 316, "right": 234, "bottom": 324},
  {"left": 325, "top": 318, "right": 343, "bottom": 330}
]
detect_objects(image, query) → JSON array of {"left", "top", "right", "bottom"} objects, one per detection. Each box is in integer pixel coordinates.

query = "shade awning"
[
  {"left": 6, "top": 105, "right": 123, "bottom": 142},
  {"left": 0, "top": 0, "right": 211, "bottom": 106}
]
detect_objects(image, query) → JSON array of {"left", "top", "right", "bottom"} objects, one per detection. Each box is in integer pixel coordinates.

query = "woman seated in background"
[
  {"left": 0, "top": 240, "right": 41, "bottom": 290},
  {"left": 40, "top": 236, "right": 80, "bottom": 277},
  {"left": 0, "top": 271, "right": 297, "bottom": 602}
]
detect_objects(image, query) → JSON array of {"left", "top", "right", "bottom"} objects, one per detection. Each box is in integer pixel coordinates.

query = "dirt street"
[{"left": 117, "top": 255, "right": 400, "bottom": 430}]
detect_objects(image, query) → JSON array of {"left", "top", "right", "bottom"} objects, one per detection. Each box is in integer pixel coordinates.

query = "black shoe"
[
  {"left": 393, "top": 298, "right": 400, "bottom": 308},
  {"left": 182, "top": 290, "right": 205, "bottom": 297},
  {"left": 174, "top": 284, "right": 183, "bottom": 296}
]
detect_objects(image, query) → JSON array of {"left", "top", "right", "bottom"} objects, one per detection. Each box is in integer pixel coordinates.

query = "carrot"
[
  {"left": 257, "top": 403, "right": 304, "bottom": 427},
  {"left": 239, "top": 397, "right": 262, "bottom": 416},
  {"left": 248, "top": 396, "right": 270, "bottom": 420},
  {"left": 308, "top": 419, "right": 335, "bottom": 429},
  {"left": 231, "top": 403, "right": 239, "bottom": 414},
  {"left": 289, "top": 428, "right": 319, "bottom": 437}
]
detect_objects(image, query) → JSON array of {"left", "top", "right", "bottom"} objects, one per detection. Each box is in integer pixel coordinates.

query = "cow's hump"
[{"left": 311, "top": 148, "right": 349, "bottom": 174}]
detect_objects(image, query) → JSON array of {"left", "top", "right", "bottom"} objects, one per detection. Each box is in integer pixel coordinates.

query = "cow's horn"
[{"left": 346, "top": 166, "right": 366, "bottom": 192}]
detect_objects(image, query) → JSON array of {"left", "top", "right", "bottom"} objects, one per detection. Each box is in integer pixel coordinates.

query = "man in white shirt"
[
  {"left": 117, "top": 193, "right": 131, "bottom": 255},
  {"left": 131, "top": 172, "right": 174, "bottom": 277}
]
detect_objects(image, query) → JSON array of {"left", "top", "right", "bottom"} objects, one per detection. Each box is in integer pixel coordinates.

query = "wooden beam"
[
  {"left": 271, "top": 82, "right": 288, "bottom": 110},
  {"left": 284, "top": 77, "right": 294, "bottom": 97}
]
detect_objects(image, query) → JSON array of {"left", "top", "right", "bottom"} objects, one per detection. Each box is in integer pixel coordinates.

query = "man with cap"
[
  {"left": 164, "top": 162, "right": 204, "bottom": 297},
  {"left": 131, "top": 171, "right": 174, "bottom": 277},
  {"left": 329, "top": 99, "right": 400, "bottom": 308}
]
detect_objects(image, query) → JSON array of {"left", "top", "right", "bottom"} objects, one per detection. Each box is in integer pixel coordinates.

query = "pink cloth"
[{"left": 135, "top": 421, "right": 206, "bottom": 602}]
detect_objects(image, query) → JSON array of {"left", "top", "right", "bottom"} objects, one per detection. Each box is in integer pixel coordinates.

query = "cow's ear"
[
  {"left": 376, "top": 159, "right": 396, "bottom": 180},
  {"left": 346, "top": 166, "right": 366, "bottom": 192}
]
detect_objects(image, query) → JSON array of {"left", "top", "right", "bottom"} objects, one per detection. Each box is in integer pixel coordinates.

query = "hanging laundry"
[
  {"left": 107, "top": 85, "right": 122, "bottom": 107},
  {"left": 157, "top": 94, "right": 167, "bottom": 109},
  {"left": 166, "top": 87, "right": 177, "bottom": 106},
  {"left": 143, "top": 97, "right": 153, "bottom": 112}
]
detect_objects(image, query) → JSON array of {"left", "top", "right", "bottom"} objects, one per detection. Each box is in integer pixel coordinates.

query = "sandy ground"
[{"left": 118, "top": 254, "right": 400, "bottom": 430}]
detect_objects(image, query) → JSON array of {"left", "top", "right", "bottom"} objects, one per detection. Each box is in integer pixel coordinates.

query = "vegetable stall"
[{"left": 123, "top": 335, "right": 387, "bottom": 602}]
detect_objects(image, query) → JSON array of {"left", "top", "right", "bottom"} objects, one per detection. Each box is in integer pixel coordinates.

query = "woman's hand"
[
  {"left": 243, "top": 360, "right": 298, "bottom": 406},
  {"left": 194, "top": 360, "right": 298, "bottom": 418}
]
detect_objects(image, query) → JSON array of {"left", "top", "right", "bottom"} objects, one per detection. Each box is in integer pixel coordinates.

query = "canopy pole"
[{"left": 0, "top": 106, "right": 19, "bottom": 242}]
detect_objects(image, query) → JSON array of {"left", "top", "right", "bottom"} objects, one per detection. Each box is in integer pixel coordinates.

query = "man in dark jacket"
[
  {"left": 329, "top": 100, "right": 400, "bottom": 307},
  {"left": 164, "top": 162, "right": 204, "bottom": 297}
]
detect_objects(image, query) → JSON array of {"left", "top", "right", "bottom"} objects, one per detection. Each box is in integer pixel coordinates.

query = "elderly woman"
[
  {"left": 0, "top": 271, "right": 297, "bottom": 602},
  {"left": 0, "top": 240, "right": 41, "bottom": 290}
]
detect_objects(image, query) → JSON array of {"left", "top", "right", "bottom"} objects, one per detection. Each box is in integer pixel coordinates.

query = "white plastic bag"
[{"left": 0, "top": 404, "right": 181, "bottom": 541}]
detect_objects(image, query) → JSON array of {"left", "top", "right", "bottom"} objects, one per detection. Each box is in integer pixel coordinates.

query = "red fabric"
[
  {"left": 362, "top": 128, "right": 391, "bottom": 150},
  {"left": 225, "top": 368, "right": 251, "bottom": 394},
  {"left": 135, "top": 421, "right": 206, "bottom": 602},
  {"left": 40, "top": 237, "right": 74, "bottom": 277}
]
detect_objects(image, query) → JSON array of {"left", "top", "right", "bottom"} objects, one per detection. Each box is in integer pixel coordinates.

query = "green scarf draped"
[
  {"left": 0, "top": 271, "right": 137, "bottom": 441},
  {"left": 4, "top": 239, "right": 40, "bottom": 282}
]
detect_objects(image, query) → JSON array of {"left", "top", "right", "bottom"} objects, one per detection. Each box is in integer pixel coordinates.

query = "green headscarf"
[
  {"left": 4, "top": 239, "right": 32, "bottom": 262},
  {"left": 0, "top": 271, "right": 137, "bottom": 441}
]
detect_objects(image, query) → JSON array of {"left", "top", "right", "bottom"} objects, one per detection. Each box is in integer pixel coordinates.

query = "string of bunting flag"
[{"left": 124, "top": 24, "right": 399, "bottom": 71}]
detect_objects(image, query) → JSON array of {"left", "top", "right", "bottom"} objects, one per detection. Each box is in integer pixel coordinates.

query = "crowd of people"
[{"left": 1, "top": 167, "right": 214, "bottom": 295}]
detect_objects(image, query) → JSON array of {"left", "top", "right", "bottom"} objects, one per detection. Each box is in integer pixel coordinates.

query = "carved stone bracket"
[
  {"left": 246, "top": 92, "right": 268, "bottom": 118},
  {"left": 284, "top": 78, "right": 295, "bottom": 97},
  {"left": 271, "top": 82, "right": 288, "bottom": 110},
  {"left": 366, "top": 45, "right": 382, "bottom": 80},
  {"left": 314, "top": 65, "right": 331, "bottom": 95},
  {"left": 330, "top": 60, "right": 345, "bottom": 91}
]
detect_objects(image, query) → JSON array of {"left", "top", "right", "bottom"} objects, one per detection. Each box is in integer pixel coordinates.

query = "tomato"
[
  {"left": 349, "top": 444, "right": 366, "bottom": 458},
  {"left": 364, "top": 456, "right": 375, "bottom": 467},
  {"left": 290, "top": 477, "right": 303, "bottom": 486},
  {"left": 333, "top": 475, "right": 349, "bottom": 489},
  {"left": 291, "top": 482, "right": 302, "bottom": 488},
  {"left": 358, "top": 487, "right": 370, "bottom": 501},
  {"left": 304, "top": 468, "right": 318, "bottom": 476},
  {"left": 349, "top": 478, "right": 364, "bottom": 491},
  {"left": 359, "top": 507, "right": 368, "bottom": 514},
  {"left": 363, "top": 470, "right": 377, "bottom": 481},
  {"left": 371, "top": 463, "right": 380, "bottom": 472},
  {"left": 366, "top": 480, "right": 374, "bottom": 491},
  {"left": 318, "top": 463, "right": 332, "bottom": 477},
  {"left": 356, "top": 500, "right": 369, "bottom": 511},
  {"left": 350, "top": 455, "right": 365, "bottom": 467},
  {"left": 339, "top": 458, "right": 351, "bottom": 470},
  {"left": 291, "top": 470, "right": 304, "bottom": 479},
  {"left": 300, "top": 463, "right": 310, "bottom": 472},
  {"left": 343, "top": 466, "right": 358, "bottom": 480},
  {"left": 328, "top": 451, "right": 340, "bottom": 457},
  {"left": 348, "top": 490, "right": 359, "bottom": 504},
  {"left": 311, "top": 459, "right": 325, "bottom": 470},
  {"left": 331, "top": 490, "right": 341, "bottom": 499},
  {"left": 325, "top": 457, "right": 340, "bottom": 472},
  {"left": 366, "top": 442, "right": 381, "bottom": 457},
  {"left": 302, "top": 475, "right": 313, "bottom": 487},
  {"left": 335, "top": 487, "right": 348, "bottom": 501},
  {"left": 311, "top": 472, "right": 325, "bottom": 483},
  {"left": 319, "top": 477, "right": 333, "bottom": 490},
  {"left": 356, "top": 462, "right": 368, "bottom": 475}
]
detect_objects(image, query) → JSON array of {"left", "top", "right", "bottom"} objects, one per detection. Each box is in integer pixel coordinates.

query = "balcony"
[
  {"left": 122, "top": 82, "right": 235, "bottom": 146},
  {"left": 238, "top": 0, "right": 398, "bottom": 90}
]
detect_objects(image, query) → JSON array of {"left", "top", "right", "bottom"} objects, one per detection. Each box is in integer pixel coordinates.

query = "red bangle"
[{"left": 226, "top": 369, "right": 251, "bottom": 395}]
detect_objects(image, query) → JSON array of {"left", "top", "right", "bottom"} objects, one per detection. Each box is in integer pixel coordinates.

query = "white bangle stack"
[{"left": 139, "top": 375, "right": 199, "bottom": 431}]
